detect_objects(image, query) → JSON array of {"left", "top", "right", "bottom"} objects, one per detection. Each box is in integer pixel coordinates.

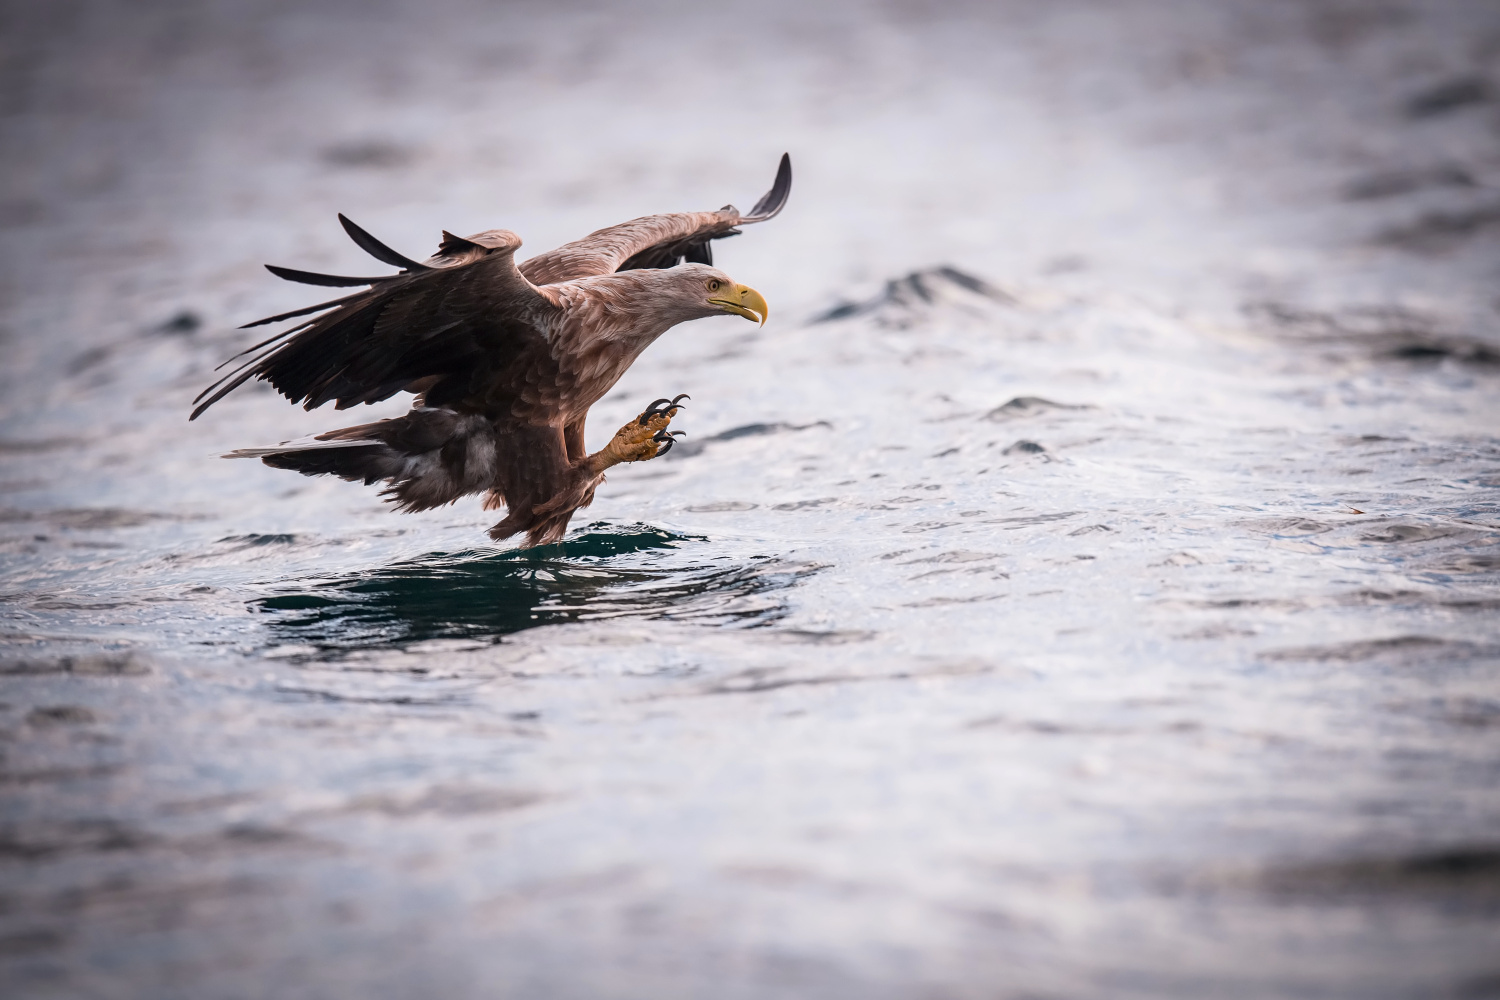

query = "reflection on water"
[{"left": 254, "top": 523, "right": 819, "bottom": 650}]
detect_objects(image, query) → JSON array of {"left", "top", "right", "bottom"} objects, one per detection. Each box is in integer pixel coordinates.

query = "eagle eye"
[{"left": 707, "top": 279, "right": 722, "bottom": 293}]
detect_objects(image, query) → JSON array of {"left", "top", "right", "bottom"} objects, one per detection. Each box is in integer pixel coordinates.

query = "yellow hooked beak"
[{"left": 709, "top": 283, "right": 769, "bottom": 326}]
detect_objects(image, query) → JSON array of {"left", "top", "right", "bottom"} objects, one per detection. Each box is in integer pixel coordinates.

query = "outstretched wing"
[
  {"left": 192, "top": 225, "right": 560, "bottom": 420},
  {"left": 517, "top": 153, "right": 792, "bottom": 286}
]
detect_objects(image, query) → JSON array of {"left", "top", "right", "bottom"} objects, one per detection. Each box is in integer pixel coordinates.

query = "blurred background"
[{"left": 2, "top": 1, "right": 1499, "bottom": 997}]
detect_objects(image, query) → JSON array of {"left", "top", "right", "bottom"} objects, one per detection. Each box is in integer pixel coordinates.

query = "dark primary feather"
[
  {"left": 236, "top": 291, "right": 370, "bottom": 329},
  {"left": 234, "top": 215, "right": 432, "bottom": 330},
  {"left": 744, "top": 152, "right": 792, "bottom": 221},
  {"left": 265, "top": 264, "right": 396, "bottom": 287},
  {"left": 337, "top": 213, "right": 432, "bottom": 272}
]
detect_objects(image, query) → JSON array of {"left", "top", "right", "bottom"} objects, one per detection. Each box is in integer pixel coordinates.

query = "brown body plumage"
[{"left": 194, "top": 156, "right": 790, "bottom": 546}]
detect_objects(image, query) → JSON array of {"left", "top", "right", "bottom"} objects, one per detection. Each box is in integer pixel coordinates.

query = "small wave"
[{"left": 215, "top": 533, "right": 299, "bottom": 547}]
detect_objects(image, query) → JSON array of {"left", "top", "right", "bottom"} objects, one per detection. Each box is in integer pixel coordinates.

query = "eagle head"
[{"left": 660, "top": 264, "right": 768, "bottom": 327}]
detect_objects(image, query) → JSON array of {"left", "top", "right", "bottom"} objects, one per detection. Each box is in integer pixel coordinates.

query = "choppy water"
[{"left": 3, "top": 1, "right": 1499, "bottom": 997}]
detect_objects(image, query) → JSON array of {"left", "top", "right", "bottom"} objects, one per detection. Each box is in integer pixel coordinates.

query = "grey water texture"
[{"left": 2, "top": 1, "right": 1499, "bottom": 998}]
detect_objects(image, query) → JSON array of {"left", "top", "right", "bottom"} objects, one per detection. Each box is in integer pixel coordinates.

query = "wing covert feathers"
[
  {"left": 517, "top": 153, "right": 792, "bottom": 285},
  {"left": 193, "top": 232, "right": 554, "bottom": 421}
]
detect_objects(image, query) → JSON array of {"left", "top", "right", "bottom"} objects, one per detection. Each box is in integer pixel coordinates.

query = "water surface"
[{"left": 2, "top": 2, "right": 1499, "bottom": 997}]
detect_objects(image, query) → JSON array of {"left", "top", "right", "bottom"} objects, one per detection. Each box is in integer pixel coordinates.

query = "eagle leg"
[{"left": 488, "top": 398, "right": 689, "bottom": 548}]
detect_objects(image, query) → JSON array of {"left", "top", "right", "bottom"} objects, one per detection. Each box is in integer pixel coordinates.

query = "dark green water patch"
[{"left": 252, "top": 523, "right": 819, "bottom": 651}]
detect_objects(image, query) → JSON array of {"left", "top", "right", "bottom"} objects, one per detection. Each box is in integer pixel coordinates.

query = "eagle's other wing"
[
  {"left": 518, "top": 154, "right": 791, "bottom": 286},
  {"left": 191, "top": 225, "right": 560, "bottom": 420}
]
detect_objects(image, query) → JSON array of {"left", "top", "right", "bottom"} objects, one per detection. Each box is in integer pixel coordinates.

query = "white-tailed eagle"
[{"left": 193, "top": 155, "right": 791, "bottom": 547}]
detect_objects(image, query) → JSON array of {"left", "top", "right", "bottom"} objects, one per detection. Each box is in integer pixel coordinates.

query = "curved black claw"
[
  {"left": 639, "top": 398, "right": 671, "bottom": 424},
  {"left": 652, "top": 429, "right": 687, "bottom": 455},
  {"left": 638, "top": 394, "right": 691, "bottom": 425}
]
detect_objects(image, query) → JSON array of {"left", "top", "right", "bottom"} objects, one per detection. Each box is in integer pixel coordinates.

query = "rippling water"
[
  {"left": 3, "top": 1, "right": 1499, "bottom": 997},
  {"left": 254, "top": 526, "right": 820, "bottom": 650}
]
